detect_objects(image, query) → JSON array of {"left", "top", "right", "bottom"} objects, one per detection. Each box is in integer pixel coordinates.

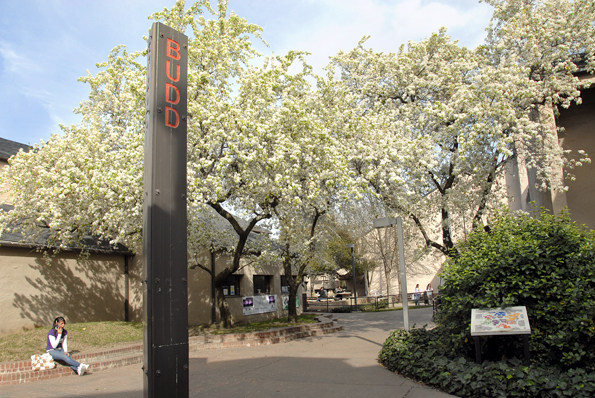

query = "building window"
[
  {"left": 222, "top": 275, "right": 242, "bottom": 296},
  {"left": 253, "top": 275, "right": 271, "bottom": 295},
  {"left": 281, "top": 276, "right": 290, "bottom": 294}
]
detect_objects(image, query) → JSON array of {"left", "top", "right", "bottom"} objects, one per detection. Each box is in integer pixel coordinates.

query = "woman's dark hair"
[{"left": 52, "top": 316, "right": 66, "bottom": 336}]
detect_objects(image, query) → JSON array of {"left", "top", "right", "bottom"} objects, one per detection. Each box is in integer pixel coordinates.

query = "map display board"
[{"left": 471, "top": 306, "right": 531, "bottom": 336}]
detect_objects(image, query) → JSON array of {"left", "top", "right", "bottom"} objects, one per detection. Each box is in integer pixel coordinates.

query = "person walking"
[
  {"left": 425, "top": 283, "right": 434, "bottom": 305},
  {"left": 414, "top": 284, "right": 421, "bottom": 306},
  {"left": 47, "top": 316, "right": 89, "bottom": 376}
]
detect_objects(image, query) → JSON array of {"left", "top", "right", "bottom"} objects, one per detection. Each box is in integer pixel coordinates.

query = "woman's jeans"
[{"left": 48, "top": 348, "right": 81, "bottom": 371}]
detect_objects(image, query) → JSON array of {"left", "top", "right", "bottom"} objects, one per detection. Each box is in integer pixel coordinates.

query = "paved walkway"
[{"left": 0, "top": 308, "right": 455, "bottom": 398}]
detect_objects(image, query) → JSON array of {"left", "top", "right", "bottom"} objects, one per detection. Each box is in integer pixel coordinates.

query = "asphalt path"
[{"left": 0, "top": 307, "right": 454, "bottom": 398}]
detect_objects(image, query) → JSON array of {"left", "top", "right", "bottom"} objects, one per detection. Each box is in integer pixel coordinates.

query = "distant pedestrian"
[
  {"left": 414, "top": 284, "right": 421, "bottom": 306},
  {"left": 47, "top": 316, "right": 89, "bottom": 376},
  {"left": 317, "top": 287, "right": 327, "bottom": 302},
  {"left": 425, "top": 283, "right": 434, "bottom": 305}
]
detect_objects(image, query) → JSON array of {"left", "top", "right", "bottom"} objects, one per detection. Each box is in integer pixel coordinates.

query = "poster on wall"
[
  {"left": 242, "top": 295, "right": 278, "bottom": 315},
  {"left": 282, "top": 295, "right": 300, "bottom": 310}
]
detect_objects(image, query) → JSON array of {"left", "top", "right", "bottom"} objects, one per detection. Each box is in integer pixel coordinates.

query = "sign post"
[
  {"left": 345, "top": 244, "right": 357, "bottom": 311},
  {"left": 373, "top": 217, "right": 409, "bottom": 331},
  {"left": 143, "top": 22, "right": 189, "bottom": 398}
]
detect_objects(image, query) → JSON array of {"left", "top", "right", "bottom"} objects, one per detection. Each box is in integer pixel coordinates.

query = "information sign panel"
[{"left": 471, "top": 306, "right": 531, "bottom": 336}]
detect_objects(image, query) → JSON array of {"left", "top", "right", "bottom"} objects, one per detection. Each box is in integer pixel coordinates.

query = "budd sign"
[
  {"left": 143, "top": 22, "right": 189, "bottom": 398},
  {"left": 164, "top": 38, "right": 182, "bottom": 127}
]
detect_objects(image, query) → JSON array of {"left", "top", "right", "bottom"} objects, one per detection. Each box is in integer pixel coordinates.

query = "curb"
[{"left": 0, "top": 319, "right": 342, "bottom": 386}]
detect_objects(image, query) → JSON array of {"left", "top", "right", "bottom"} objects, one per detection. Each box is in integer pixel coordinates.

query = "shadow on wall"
[
  {"left": 188, "top": 265, "right": 216, "bottom": 326},
  {"left": 13, "top": 255, "right": 126, "bottom": 326},
  {"left": 127, "top": 255, "right": 143, "bottom": 323}
]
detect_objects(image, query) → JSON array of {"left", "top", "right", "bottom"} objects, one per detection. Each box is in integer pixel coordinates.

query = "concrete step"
[{"left": 0, "top": 319, "right": 343, "bottom": 386}]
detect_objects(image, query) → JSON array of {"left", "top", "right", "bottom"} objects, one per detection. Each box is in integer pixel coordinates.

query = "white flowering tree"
[
  {"left": 255, "top": 63, "right": 357, "bottom": 322},
  {"left": 0, "top": 0, "right": 358, "bottom": 328},
  {"left": 477, "top": 0, "right": 595, "bottom": 191},
  {"left": 326, "top": 0, "right": 595, "bottom": 258},
  {"left": 159, "top": 0, "right": 282, "bottom": 327},
  {"left": 0, "top": 0, "right": 301, "bottom": 328},
  {"left": 0, "top": 46, "right": 145, "bottom": 251}
]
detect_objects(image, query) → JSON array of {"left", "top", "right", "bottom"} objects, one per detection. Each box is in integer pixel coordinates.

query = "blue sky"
[{"left": 0, "top": 0, "right": 493, "bottom": 146}]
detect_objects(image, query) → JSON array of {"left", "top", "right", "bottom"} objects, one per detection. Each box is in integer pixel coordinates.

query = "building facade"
[{"left": 0, "top": 138, "right": 299, "bottom": 336}]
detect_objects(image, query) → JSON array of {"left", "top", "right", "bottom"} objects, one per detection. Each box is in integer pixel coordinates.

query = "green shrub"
[
  {"left": 360, "top": 301, "right": 389, "bottom": 312},
  {"left": 435, "top": 209, "right": 595, "bottom": 369},
  {"left": 359, "top": 304, "right": 376, "bottom": 312},
  {"left": 379, "top": 328, "right": 595, "bottom": 398},
  {"left": 378, "top": 209, "right": 595, "bottom": 397},
  {"left": 331, "top": 306, "right": 352, "bottom": 313},
  {"left": 376, "top": 300, "right": 389, "bottom": 309}
]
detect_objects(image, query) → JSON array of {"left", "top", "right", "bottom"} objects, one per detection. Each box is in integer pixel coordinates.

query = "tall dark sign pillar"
[{"left": 143, "top": 22, "right": 189, "bottom": 398}]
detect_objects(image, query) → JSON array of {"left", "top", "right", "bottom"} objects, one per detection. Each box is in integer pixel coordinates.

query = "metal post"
[
  {"left": 211, "top": 251, "right": 216, "bottom": 324},
  {"left": 396, "top": 217, "right": 409, "bottom": 331},
  {"left": 351, "top": 247, "right": 357, "bottom": 311},
  {"left": 522, "top": 335, "right": 531, "bottom": 365},
  {"left": 474, "top": 336, "right": 482, "bottom": 364},
  {"left": 143, "top": 22, "right": 189, "bottom": 398}
]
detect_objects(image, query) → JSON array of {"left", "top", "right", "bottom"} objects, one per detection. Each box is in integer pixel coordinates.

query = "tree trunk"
[
  {"left": 386, "top": 266, "right": 392, "bottom": 297},
  {"left": 211, "top": 251, "right": 217, "bottom": 324},
  {"left": 209, "top": 201, "right": 273, "bottom": 328},
  {"left": 287, "top": 284, "right": 298, "bottom": 323},
  {"left": 284, "top": 251, "right": 301, "bottom": 324},
  {"left": 215, "top": 285, "right": 233, "bottom": 328}
]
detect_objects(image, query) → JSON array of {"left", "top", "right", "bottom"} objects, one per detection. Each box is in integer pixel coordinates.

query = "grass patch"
[
  {"left": 359, "top": 304, "right": 433, "bottom": 312},
  {"left": 0, "top": 314, "right": 318, "bottom": 364},
  {"left": 0, "top": 321, "right": 143, "bottom": 364},
  {"left": 189, "top": 314, "right": 318, "bottom": 336}
]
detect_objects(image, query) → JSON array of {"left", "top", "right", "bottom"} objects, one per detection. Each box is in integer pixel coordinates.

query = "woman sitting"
[{"left": 47, "top": 316, "right": 89, "bottom": 376}]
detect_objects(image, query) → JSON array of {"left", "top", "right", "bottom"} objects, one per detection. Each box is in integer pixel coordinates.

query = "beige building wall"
[
  {"left": 126, "top": 254, "right": 143, "bottom": 323},
  {"left": 365, "top": 253, "right": 443, "bottom": 298},
  {"left": 558, "top": 76, "right": 595, "bottom": 229},
  {"left": 502, "top": 76, "right": 594, "bottom": 229},
  {"left": 1, "top": 245, "right": 296, "bottom": 336},
  {"left": 0, "top": 159, "right": 13, "bottom": 205},
  {"left": 219, "top": 258, "right": 302, "bottom": 324},
  {"left": 0, "top": 246, "right": 128, "bottom": 336},
  {"left": 127, "top": 249, "right": 299, "bottom": 328},
  {"left": 366, "top": 215, "right": 446, "bottom": 298}
]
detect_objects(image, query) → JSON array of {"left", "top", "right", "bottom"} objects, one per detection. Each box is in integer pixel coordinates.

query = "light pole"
[
  {"left": 373, "top": 216, "right": 410, "bottom": 331},
  {"left": 345, "top": 244, "right": 357, "bottom": 311}
]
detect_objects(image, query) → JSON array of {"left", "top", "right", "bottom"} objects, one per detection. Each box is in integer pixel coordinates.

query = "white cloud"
[
  {"left": 1, "top": 0, "right": 495, "bottom": 145},
  {"left": 0, "top": 41, "right": 42, "bottom": 74},
  {"left": 262, "top": 0, "right": 493, "bottom": 73}
]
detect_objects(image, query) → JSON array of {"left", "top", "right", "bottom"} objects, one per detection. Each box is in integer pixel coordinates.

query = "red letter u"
[{"left": 166, "top": 60, "right": 180, "bottom": 82}]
